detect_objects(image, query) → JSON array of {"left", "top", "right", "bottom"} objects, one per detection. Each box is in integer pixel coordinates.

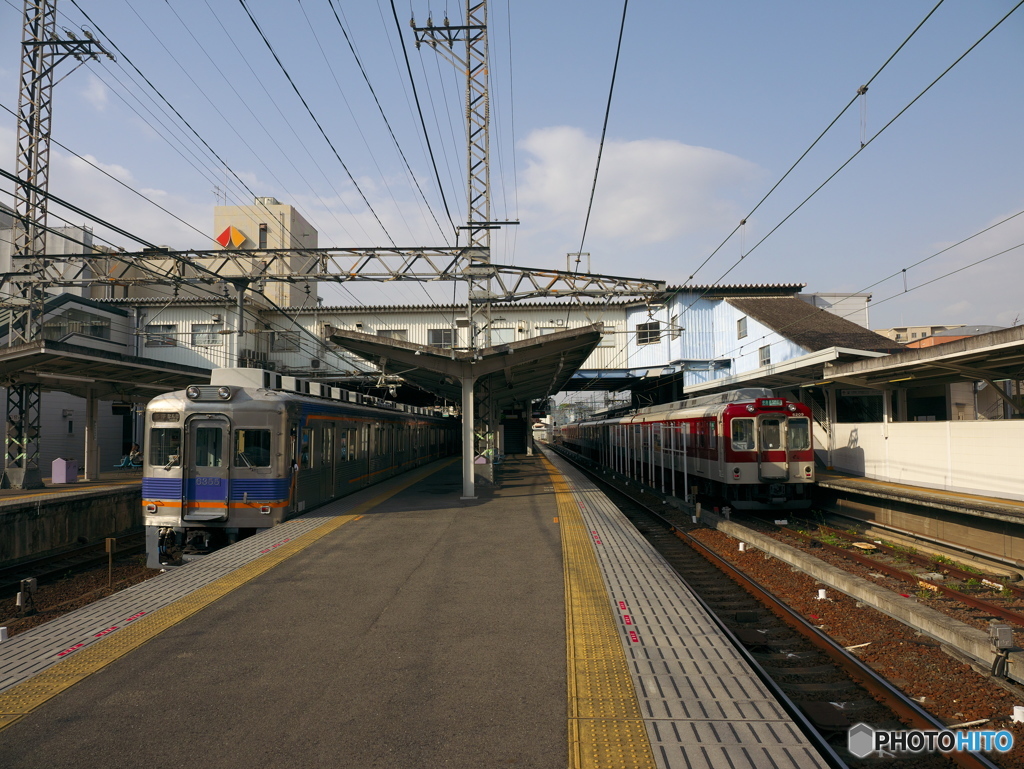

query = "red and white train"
[{"left": 555, "top": 388, "right": 815, "bottom": 510}]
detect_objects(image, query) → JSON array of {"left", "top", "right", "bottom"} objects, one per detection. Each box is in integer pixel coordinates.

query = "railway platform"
[
  {"left": 817, "top": 470, "right": 1024, "bottom": 524},
  {"left": 0, "top": 452, "right": 832, "bottom": 769}
]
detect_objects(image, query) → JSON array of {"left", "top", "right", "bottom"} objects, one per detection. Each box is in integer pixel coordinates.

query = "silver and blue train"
[{"left": 143, "top": 368, "right": 457, "bottom": 567}]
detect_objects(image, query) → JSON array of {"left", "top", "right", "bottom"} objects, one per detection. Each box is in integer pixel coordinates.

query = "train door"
[
  {"left": 322, "top": 424, "right": 336, "bottom": 498},
  {"left": 758, "top": 417, "right": 788, "bottom": 480},
  {"left": 182, "top": 414, "right": 230, "bottom": 522}
]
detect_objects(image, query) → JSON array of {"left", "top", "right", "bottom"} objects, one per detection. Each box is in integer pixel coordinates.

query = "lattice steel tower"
[{"left": 6, "top": 0, "right": 110, "bottom": 488}]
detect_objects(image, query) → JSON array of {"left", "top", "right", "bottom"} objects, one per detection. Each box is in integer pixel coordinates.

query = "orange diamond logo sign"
[{"left": 216, "top": 226, "right": 246, "bottom": 248}]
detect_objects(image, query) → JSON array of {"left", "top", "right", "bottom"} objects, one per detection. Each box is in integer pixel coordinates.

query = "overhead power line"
[
  {"left": 236, "top": 0, "right": 395, "bottom": 246},
  {"left": 387, "top": 0, "right": 458, "bottom": 240}
]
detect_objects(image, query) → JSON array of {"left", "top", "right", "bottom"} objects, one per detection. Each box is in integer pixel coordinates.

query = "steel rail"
[
  {"left": 783, "top": 526, "right": 1024, "bottom": 628},
  {"left": 794, "top": 519, "right": 1024, "bottom": 599},
  {"left": 678, "top": 530, "right": 1001, "bottom": 769},
  {"left": 551, "top": 444, "right": 1002, "bottom": 769}
]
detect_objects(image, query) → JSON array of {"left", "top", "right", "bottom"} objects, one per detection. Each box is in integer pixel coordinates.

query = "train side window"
[
  {"left": 150, "top": 428, "right": 181, "bottom": 466},
  {"left": 300, "top": 428, "right": 313, "bottom": 469},
  {"left": 787, "top": 418, "right": 810, "bottom": 450},
  {"left": 195, "top": 427, "right": 223, "bottom": 467},
  {"left": 234, "top": 429, "right": 271, "bottom": 467},
  {"left": 708, "top": 421, "right": 717, "bottom": 450},
  {"left": 731, "top": 419, "right": 754, "bottom": 451}
]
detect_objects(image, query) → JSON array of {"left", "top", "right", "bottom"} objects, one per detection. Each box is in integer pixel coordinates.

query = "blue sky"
[{"left": 1, "top": 0, "right": 1022, "bottom": 329}]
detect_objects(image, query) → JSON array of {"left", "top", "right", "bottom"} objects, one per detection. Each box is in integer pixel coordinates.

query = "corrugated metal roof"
[
  {"left": 667, "top": 283, "right": 806, "bottom": 293},
  {"left": 726, "top": 296, "right": 902, "bottom": 353}
]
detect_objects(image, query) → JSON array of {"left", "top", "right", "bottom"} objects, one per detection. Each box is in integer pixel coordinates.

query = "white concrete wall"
[{"left": 831, "top": 421, "right": 1024, "bottom": 501}]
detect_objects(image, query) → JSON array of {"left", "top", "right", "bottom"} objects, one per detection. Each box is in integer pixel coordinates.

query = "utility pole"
[{"left": 5, "top": 0, "right": 112, "bottom": 488}]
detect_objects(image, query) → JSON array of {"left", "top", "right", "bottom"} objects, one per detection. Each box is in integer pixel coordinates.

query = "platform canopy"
[
  {"left": 823, "top": 325, "right": 1024, "bottom": 390},
  {"left": 0, "top": 339, "right": 212, "bottom": 400},
  {"left": 327, "top": 323, "right": 604, "bottom": 407}
]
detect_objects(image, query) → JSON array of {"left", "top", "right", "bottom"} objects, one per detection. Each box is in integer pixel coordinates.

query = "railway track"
[
  {"left": 554, "top": 446, "right": 1003, "bottom": 768},
  {"left": 0, "top": 532, "right": 146, "bottom": 598}
]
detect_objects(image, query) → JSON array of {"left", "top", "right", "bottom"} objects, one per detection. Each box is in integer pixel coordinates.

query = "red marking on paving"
[
  {"left": 591, "top": 531, "right": 603, "bottom": 545},
  {"left": 618, "top": 601, "right": 628, "bottom": 611},
  {"left": 56, "top": 643, "right": 85, "bottom": 657},
  {"left": 93, "top": 626, "right": 119, "bottom": 638},
  {"left": 900, "top": 594, "right": 910, "bottom": 598},
  {"left": 124, "top": 611, "right": 146, "bottom": 623},
  {"left": 624, "top": 615, "right": 633, "bottom": 626},
  {"left": 261, "top": 537, "right": 293, "bottom": 554},
  {"left": 628, "top": 630, "right": 640, "bottom": 643}
]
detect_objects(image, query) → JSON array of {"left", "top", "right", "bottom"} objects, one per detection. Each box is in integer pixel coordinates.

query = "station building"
[{"left": 0, "top": 197, "right": 1020, "bottom": 496}]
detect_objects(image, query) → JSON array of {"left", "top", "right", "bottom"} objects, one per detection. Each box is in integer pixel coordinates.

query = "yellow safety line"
[
  {"left": 543, "top": 457, "right": 655, "bottom": 769},
  {"left": 0, "top": 457, "right": 457, "bottom": 732}
]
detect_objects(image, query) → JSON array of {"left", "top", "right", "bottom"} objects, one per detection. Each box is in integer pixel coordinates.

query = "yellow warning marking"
[
  {"left": 543, "top": 457, "right": 655, "bottom": 769},
  {"left": 553, "top": 517, "right": 559, "bottom": 523},
  {"left": 0, "top": 458, "right": 457, "bottom": 732},
  {"left": 353, "top": 515, "right": 364, "bottom": 521}
]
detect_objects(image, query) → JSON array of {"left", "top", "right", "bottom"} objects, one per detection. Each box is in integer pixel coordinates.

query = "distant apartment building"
[{"left": 875, "top": 324, "right": 965, "bottom": 344}]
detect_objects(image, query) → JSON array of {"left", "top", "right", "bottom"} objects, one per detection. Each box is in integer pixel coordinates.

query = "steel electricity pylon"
[{"left": 5, "top": 0, "right": 112, "bottom": 488}]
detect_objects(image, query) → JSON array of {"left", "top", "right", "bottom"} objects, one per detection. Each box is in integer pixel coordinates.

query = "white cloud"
[
  {"left": 517, "top": 126, "right": 761, "bottom": 245},
  {"left": 81, "top": 74, "right": 109, "bottom": 112}
]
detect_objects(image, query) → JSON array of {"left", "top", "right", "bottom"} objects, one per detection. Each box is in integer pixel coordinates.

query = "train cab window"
[
  {"left": 761, "top": 419, "right": 782, "bottom": 450},
  {"left": 150, "top": 428, "right": 181, "bottom": 466},
  {"left": 235, "top": 429, "right": 272, "bottom": 467},
  {"left": 731, "top": 419, "right": 754, "bottom": 451},
  {"left": 195, "top": 427, "right": 223, "bottom": 467},
  {"left": 300, "top": 428, "right": 313, "bottom": 469},
  {"left": 787, "top": 418, "right": 810, "bottom": 451}
]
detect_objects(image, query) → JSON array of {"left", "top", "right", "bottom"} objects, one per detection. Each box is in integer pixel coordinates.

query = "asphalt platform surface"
[{"left": 0, "top": 456, "right": 567, "bottom": 768}]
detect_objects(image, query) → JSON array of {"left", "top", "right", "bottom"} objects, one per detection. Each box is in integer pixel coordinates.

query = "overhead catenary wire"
[
  {"left": 682, "top": 0, "right": 949, "bottom": 287},
  {"left": 319, "top": 0, "right": 449, "bottom": 244},
  {"left": 236, "top": 0, "right": 396, "bottom": 246},
  {"left": 387, "top": 0, "right": 459, "bottom": 240},
  {"left": 672, "top": 0, "right": 1024, "bottom": 330}
]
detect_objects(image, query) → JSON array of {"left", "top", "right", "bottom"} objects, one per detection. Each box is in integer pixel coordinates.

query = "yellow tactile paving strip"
[
  {"left": 545, "top": 458, "right": 656, "bottom": 769},
  {"left": 0, "top": 459, "right": 455, "bottom": 733}
]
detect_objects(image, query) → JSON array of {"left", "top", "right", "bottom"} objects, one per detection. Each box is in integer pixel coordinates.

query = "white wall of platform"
[{"left": 830, "top": 420, "right": 1024, "bottom": 501}]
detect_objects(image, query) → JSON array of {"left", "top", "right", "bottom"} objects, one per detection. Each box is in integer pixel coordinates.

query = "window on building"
[
  {"left": 377, "top": 329, "right": 409, "bottom": 341},
  {"left": 258, "top": 222, "right": 268, "bottom": 249},
  {"left": 737, "top": 316, "right": 748, "bottom": 339},
  {"left": 490, "top": 327, "right": 515, "bottom": 345},
  {"left": 599, "top": 329, "right": 616, "bottom": 347},
  {"left": 758, "top": 345, "right": 771, "bottom": 367},
  {"left": 270, "top": 331, "right": 300, "bottom": 351},
  {"left": 192, "top": 323, "right": 224, "bottom": 347},
  {"left": 145, "top": 324, "right": 177, "bottom": 347},
  {"left": 428, "top": 329, "right": 454, "bottom": 348},
  {"left": 636, "top": 321, "right": 661, "bottom": 345},
  {"left": 43, "top": 308, "right": 111, "bottom": 341},
  {"left": 536, "top": 326, "right": 557, "bottom": 336}
]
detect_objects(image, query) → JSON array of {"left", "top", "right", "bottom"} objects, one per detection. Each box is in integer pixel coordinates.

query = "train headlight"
[
  {"left": 732, "top": 467, "right": 741, "bottom": 479},
  {"left": 804, "top": 466, "right": 812, "bottom": 477},
  {"left": 746, "top": 405, "right": 755, "bottom": 413},
  {"left": 788, "top": 404, "right": 797, "bottom": 412},
  {"left": 145, "top": 503, "right": 157, "bottom": 513},
  {"left": 186, "top": 385, "right": 201, "bottom": 400},
  {"left": 217, "top": 386, "right": 232, "bottom": 400}
]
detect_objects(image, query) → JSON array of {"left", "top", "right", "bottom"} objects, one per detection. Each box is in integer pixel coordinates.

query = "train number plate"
[{"left": 195, "top": 477, "right": 221, "bottom": 486}]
